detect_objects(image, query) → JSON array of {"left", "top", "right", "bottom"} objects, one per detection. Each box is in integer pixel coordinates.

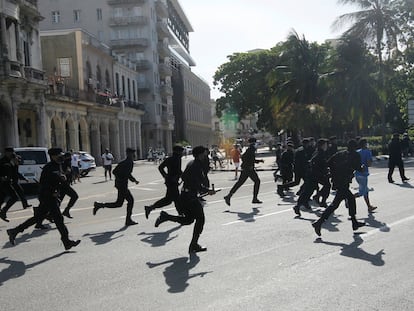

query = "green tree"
[{"left": 334, "top": 0, "right": 403, "bottom": 143}]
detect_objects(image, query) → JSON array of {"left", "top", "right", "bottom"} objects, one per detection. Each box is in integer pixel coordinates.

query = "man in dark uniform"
[
  {"left": 60, "top": 152, "right": 79, "bottom": 218},
  {"left": 93, "top": 147, "right": 139, "bottom": 226},
  {"left": 387, "top": 133, "right": 409, "bottom": 183},
  {"left": 0, "top": 153, "right": 32, "bottom": 221},
  {"left": 223, "top": 137, "right": 264, "bottom": 206},
  {"left": 277, "top": 138, "right": 311, "bottom": 197},
  {"left": 293, "top": 139, "right": 330, "bottom": 215},
  {"left": 145, "top": 145, "right": 184, "bottom": 219},
  {"left": 279, "top": 142, "right": 294, "bottom": 184},
  {"left": 154, "top": 146, "right": 216, "bottom": 253},
  {"left": 326, "top": 136, "right": 338, "bottom": 159},
  {"left": 311, "top": 140, "right": 365, "bottom": 236},
  {"left": 6, "top": 148, "right": 81, "bottom": 250}
]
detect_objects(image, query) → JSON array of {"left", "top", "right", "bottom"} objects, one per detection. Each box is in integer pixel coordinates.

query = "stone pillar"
[
  {"left": 125, "top": 120, "right": 131, "bottom": 149},
  {"left": 37, "top": 98, "right": 48, "bottom": 147},
  {"left": 131, "top": 121, "right": 137, "bottom": 151},
  {"left": 136, "top": 121, "right": 142, "bottom": 159},
  {"left": 119, "top": 119, "right": 125, "bottom": 160},
  {"left": 14, "top": 21, "right": 22, "bottom": 64},
  {"left": 90, "top": 120, "right": 101, "bottom": 164},
  {"left": 0, "top": 14, "right": 9, "bottom": 58}
]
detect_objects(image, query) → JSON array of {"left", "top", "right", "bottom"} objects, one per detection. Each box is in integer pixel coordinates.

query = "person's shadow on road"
[
  {"left": 83, "top": 226, "right": 128, "bottom": 245},
  {"left": 316, "top": 234, "right": 385, "bottom": 266},
  {"left": 138, "top": 225, "right": 181, "bottom": 247},
  {"left": 0, "top": 252, "right": 71, "bottom": 286},
  {"left": 146, "top": 254, "right": 212, "bottom": 293},
  {"left": 365, "top": 213, "right": 390, "bottom": 232},
  {"left": 224, "top": 207, "right": 260, "bottom": 223},
  {"left": 2, "top": 225, "right": 55, "bottom": 249}
]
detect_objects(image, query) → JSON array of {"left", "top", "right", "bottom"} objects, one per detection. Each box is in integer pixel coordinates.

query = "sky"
[{"left": 178, "top": 0, "right": 357, "bottom": 99}]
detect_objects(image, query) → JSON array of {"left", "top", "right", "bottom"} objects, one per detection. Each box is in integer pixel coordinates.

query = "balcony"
[
  {"left": 158, "top": 63, "right": 172, "bottom": 77},
  {"left": 110, "top": 38, "right": 149, "bottom": 49},
  {"left": 109, "top": 16, "right": 148, "bottom": 26},
  {"left": 135, "top": 59, "right": 152, "bottom": 71},
  {"left": 0, "top": 60, "right": 24, "bottom": 79},
  {"left": 19, "top": 0, "right": 43, "bottom": 21},
  {"left": 155, "top": 0, "right": 168, "bottom": 18},
  {"left": 160, "top": 84, "right": 173, "bottom": 97},
  {"left": 24, "top": 67, "right": 47, "bottom": 86},
  {"left": 157, "top": 42, "right": 170, "bottom": 58},
  {"left": 108, "top": 0, "right": 146, "bottom": 5},
  {"left": 125, "top": 100, "right": 146, "bottom": 111},
  {"left": 156, "top": 21, "right": 169, "bottom": 38}
]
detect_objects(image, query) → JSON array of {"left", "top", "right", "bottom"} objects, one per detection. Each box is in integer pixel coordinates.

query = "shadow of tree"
[
  {"left": 224, "top": 207, "right": 260, "bottom": 222},
  {"left": 83, "top": 226, "right": 128, "bottom": 245},
  {"left": 146, "top": 254, "right": 212, "bottom": 293},
  {"left": 138, "top": 225, "right": 181, "bottom": 247},
  {"left": 316, "top": 234, "right": 385, "bottom": 266}
]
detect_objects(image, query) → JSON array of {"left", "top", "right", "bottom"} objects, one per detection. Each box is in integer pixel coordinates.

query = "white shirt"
[
  {"left": 102, "top": 152, "right": 114, "bottom": 166},
  {"left": 71, "top": 154, "right": 79, "bottom": 167}
]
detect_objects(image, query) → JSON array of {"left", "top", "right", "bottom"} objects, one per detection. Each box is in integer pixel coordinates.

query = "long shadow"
[
  {"left": 224, "top": 207, "right": 260, "bottom": 223},
  {"left": 300, "top": 208, "right": 342, "bottom": 233},
  {"left": 395, "top": 182, "right": 414, "bottom": 188},
  {"left": 2, "top": 225, "right": 55, "bottom": 249},
  {"left": 365, "top": 213, "right": 390, "bottom": 232},
  {"left": 92, "top": 180, "right": 109, "bottom": 185},
  {"left": 83, "top": 226, "right": 128, "bottom": 245},
  {"left": 316, "top": 234, "right": 385, "bottom": 266},
  {"left": 146, "top": 254, "right": 212, "bottom": 293},
  {"left": 138, "top": 225, "right": 181, "bottom": 247},
  {"left": 0, "top": 252, "right": 71, "bottom": 286}
]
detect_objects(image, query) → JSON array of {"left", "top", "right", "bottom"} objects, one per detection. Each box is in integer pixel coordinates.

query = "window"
[
  {"left": 52, "top": 11, "right": 60, "bottom": 24},
  {"left": 74, "top": 10, "right": 81, "bottom": 23},
  {"left": 58, "top": 58, "right": 71, "bottom": 77},
  {"left": 97, "top": 8, "right": 103, "bottom": 21}
]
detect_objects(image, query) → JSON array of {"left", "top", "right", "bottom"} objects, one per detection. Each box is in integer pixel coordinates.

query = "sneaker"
[
  {"left": 368, "top": 206, "right": 377, "bottom": 213},
  {"left": 252, "top": 199, "right": 263, "bottom": 204},
  {"left": 63, "top": 239, "right": 81, "bottom": 251},
  {"left": 155, "top": 211, "right": 168, "bottom": 227},
  {"left": 144, "top": 206, "right": 152, "bottom": 219},
  {"left": 312, "top": 220, "right": 322, "bottom": 236},
  {"left": 293, "top": 205, "right": 301, "bottom": 217},
  {"left": 7, "top": 229, "right": 17, "bottom": 245},
  {"left": 93, "top": 202, "right": 101, "bottom": 215},
  {"left": 224, "top": 195, "right": 231, "bottom": 206},
  {"left": 189, "top": 244, "right": 207, "bottom": 253},
  {"left": 125, "top": 219, "right": 138, "bottom": 226},
  {"left": 62, "top": 209, "right": 73, "bottom": 219},
  {"left": 0, "top": 211, "right": 9, "bottom": 222}
]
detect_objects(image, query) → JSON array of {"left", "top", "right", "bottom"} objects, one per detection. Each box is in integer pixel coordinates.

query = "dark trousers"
[
  {"left": 59, "top": 183, "right": 79, "bottom": 211},
  {"left": 229, "top": 168, "right": 260, "bottom": 199},
  {"left": 320, "top": 184, "right": 356, "bottom": 220},
  {"left": 388, "top": 160, "right": 406, "bottom": 181},
  {"left": 164, "top": 192, "right": 205, "bottom": 246},
  {"left": 296, "top": 177, "right": 316, "bottom": 207},
  {"left": 102, "top": 185, "right": 134, "bottom": 220},
  {"left": 315, "top": 177, "right": 331, "bottom": 204},
  {"left": 104, "top": 165, "right": 112, "bottom": 179},
  {"left": 1, "top": 182, "right": 28, "bottom": 212},
  {"left": 12, "top": 196, "right": 70, "bottom": 242},
  {"left": 151, "top": 184, "right": 179, "bottom": 210},
  {"left": 281, "top": 169, "right": 304, "bottom": 189}
]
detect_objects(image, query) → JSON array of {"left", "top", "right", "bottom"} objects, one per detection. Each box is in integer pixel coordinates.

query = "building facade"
[
  {"left": 41, "top": 29, "right": 145, "bottom": 161},
  {"left": 37, "top": 0, "right": 211, "bottom": 154},
  {"left": 0, "top": 0, "right": 48, "bottom": 151}
]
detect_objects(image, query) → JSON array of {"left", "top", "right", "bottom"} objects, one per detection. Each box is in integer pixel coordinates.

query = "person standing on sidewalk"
[
  {"left": 230, "top": 143, "right": 241, "bottom": 180},
  {"left": 6, "top": 148, "right": 80, "bottom": 250},
  {"left": 387, "top": 133, "right": 410, "bottom": 183},
  {"left": 145, "top": 145, "right": 184, "bottom": 218},
  {"left": 93, "top": 148, "right": 139, "bottom": 226},
  {"left": 102, "top": 148, "right": 114, "bottom": 181},
  {"left": 223, "top": 137, "right": 264, "bottom": 206},
  {"left": 355, "top": 138, "right": 377, "bottom": 213}
]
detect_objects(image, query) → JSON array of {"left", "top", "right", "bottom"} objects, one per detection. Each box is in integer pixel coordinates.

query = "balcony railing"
[
  {"left": 0, "top": 60, "right": 24, "bottom": 78},
  {"left": 109, "top": 16, "right": 148, "bottom": 26},
  {"left": 108, "top": 0, "right": 145, "bottom": 5},
  {"left": 24, "top": 67, "right": 47, "bottom": 85},
  {"left": 110, "top": 38, "right": 149, "bottom": 49}
]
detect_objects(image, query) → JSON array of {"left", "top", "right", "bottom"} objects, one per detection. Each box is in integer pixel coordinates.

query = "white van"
[{"left": 14, "top": 147, "right": 50, "bottom": 184}]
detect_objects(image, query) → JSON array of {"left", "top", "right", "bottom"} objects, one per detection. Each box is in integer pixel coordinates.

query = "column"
[
  {"left": 119, "top": 119, "right": 126, "bottom": 160},
  {"left": 37, "top": 98, "right": 47, "bottom": 147},
  {"left": 0, "top": 14, "right": 8, "bottom": 58}
]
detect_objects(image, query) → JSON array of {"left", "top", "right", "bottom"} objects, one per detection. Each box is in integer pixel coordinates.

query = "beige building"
[
  {"left": 37, "top": 0, "right": 210, "bottom": 154},
  {"left": 0, "top": 0, "right": 48, "bottom": 151},
  {"left": 41, "top": 29, "right": 145, "bottom": 161}
]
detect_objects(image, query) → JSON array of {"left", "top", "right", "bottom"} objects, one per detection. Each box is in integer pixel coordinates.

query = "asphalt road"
[{"left": 1, "top": 153, "right": 413, "bottom": 311}]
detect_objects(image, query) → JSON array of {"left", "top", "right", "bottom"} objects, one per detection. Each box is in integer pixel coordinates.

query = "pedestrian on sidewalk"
[
  {"left": 230, "top": 143, "right": 241, "bottom": 180},
  {"left": 102, "top": 148, "right": 114, "bottom": 181}
]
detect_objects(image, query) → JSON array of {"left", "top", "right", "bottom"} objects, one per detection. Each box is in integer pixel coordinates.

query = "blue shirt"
[{"left": 355, "top": 148, "right": 372, "bottom": 177}]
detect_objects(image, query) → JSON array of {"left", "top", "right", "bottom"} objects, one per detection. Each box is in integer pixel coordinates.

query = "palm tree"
[{"left": 333, "top": 0, "right": 402, "bottom": 143}]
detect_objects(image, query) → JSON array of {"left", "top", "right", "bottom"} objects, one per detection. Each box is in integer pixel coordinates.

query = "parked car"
[
  {"left": 78, "top": 151, "right": 96, "bottom": 176},
  {"left": 14, "top": 147, "right": 50, "bottom": 184}
]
